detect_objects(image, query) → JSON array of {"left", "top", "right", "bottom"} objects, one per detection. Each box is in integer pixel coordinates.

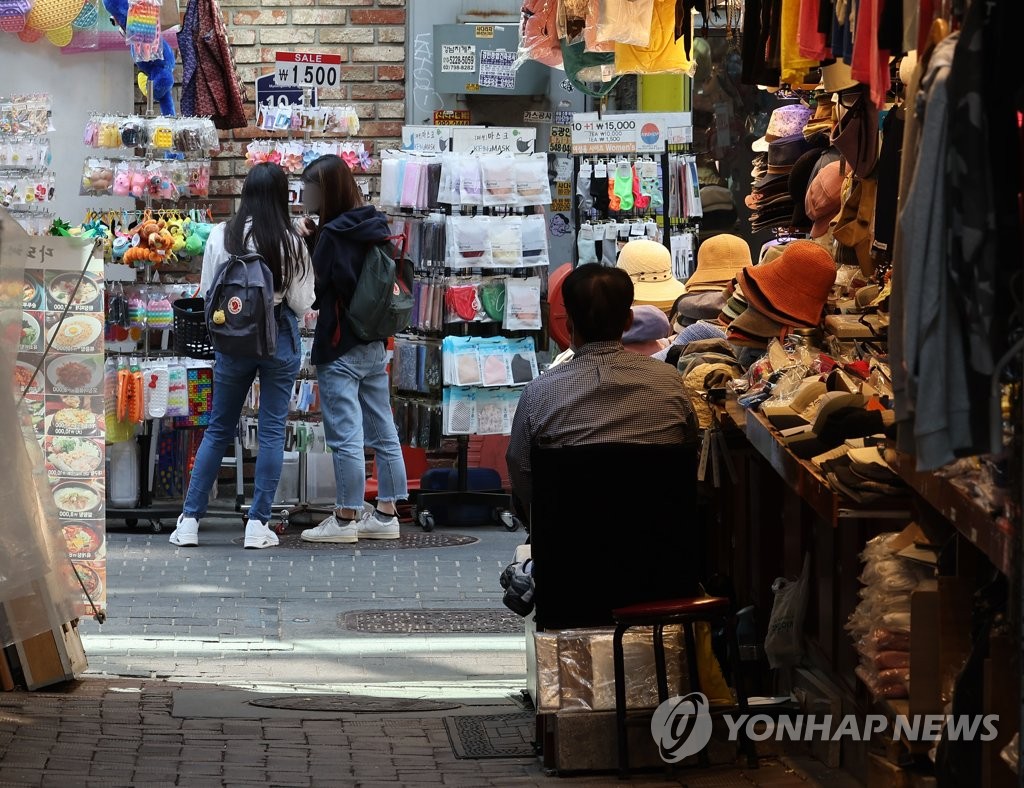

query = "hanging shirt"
[
  {"left": 614, "top": 0, "right": 692, "bottom": 75},
  {"left": 780, "top": 0, "right": 818, "bottom": 85},
  {"left": 850, "top": 0, "right": 891, "bottom": 108}
]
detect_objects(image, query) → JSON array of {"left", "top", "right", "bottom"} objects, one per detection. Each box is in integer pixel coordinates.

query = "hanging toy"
[
  {"left": 129, "top": 294, "right": 147, "bottom": 329},
  {"left": 124, "top": 0, "right": 161, "bottom": 61},
  {"left": 102, "top": 0, "right": 176, "bottom": 114},
  {"left": 0, "top": 0, "right": 31, "bottom": 33},
  {"left": 184, "top": 221, "right": 213, "bottom": 256},
  {"left": 146, "top": 294, "right": 173, "bottom": 330},
  {"left": 22, "top": 0, "right": 86, "bottom": 47}
]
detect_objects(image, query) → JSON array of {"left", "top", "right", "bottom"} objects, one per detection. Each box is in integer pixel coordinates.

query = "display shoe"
[
  {"left": 169, "top": 514, "right": 199, "bottom": 547},
  {"left": 357, "top": 510, "right": 400, "bottom": 540},
  {"left": 243, "top": 519, "right": 279, "bottom": 549},
  {"left": 300, "top": 514, "right": 358, "bottom": 544}
]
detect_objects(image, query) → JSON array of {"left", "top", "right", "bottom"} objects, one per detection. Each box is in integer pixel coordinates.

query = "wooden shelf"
[{"left": 889, "top": 451, "right": 1013, "bottom": 575}]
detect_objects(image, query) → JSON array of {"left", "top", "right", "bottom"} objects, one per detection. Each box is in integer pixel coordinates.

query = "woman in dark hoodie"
[{"left": 297, "top": 155, "right": 408, "bottom": 544}]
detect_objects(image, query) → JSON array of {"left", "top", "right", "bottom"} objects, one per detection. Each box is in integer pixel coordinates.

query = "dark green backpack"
[{"left": 347, "top": 240, "right": 414, "bottom": 341}]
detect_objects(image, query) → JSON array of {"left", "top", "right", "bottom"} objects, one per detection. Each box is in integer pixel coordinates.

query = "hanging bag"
[{"left": 764, "top": 553, "right": 811, "bottom": 668}]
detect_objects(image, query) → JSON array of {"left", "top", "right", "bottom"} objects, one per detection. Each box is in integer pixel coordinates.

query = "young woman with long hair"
[
  {"left": 297, "top": 154, "right": 408, "bottom": 543},
  {"left": 169, "top": 163, "right": 314, "bottom": 549}
]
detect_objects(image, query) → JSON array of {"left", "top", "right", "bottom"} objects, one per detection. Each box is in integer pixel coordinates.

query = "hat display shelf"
[{"left": 0, "top": 94, "right": 57, "bottom": 235}]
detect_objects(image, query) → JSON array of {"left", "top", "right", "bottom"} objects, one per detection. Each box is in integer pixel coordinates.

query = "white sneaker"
[
  {"left": 169, "top": 515, "right": 199, "bottom": 547},
  {"left": 300, "top": 514, "right": 358, "bottom": 543},
  {"left": 243, "top": 519, "right": 279, "bottom": 549},
  {"left": 358, "top": 509, "right": 400, "bottom": 540}
]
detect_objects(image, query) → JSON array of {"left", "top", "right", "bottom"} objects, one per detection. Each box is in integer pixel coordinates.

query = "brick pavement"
[{"left": 0, "top": 521, "right": 858, "bottom": 785}]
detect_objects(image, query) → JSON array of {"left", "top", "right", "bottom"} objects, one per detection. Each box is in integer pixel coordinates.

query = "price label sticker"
[{"left": 275, "top": 52, "right": 341, "bottom": 88}]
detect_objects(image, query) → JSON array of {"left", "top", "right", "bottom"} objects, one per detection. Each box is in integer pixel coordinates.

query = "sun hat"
[
  {"left": 821, "top": 60, "right": 858, "bottom": 93},
  {"left": 622, "top": 305, "right": 672, "bottom": 343},
  {"left": 616, "top": 239, "right": 686, "bottom": 313},
  {"left": 673, "top": 290, "right": 728, "bottom": 324},
  {"left": 752, "top": 104, "right": 813, "bottom": 152},
  {"left": 805, "top": 160, "right": 844, "bottom": 239},
  {"left": 738, "top": 240, "right": 837, "bottom": 327},
  {"left": 687, "top": 233, "right": 751, "bottom": 290}
]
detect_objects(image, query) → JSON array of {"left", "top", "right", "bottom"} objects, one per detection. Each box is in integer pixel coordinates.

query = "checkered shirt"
[{"left": 506, "top": 341, "right": 698, "bottom": 508}]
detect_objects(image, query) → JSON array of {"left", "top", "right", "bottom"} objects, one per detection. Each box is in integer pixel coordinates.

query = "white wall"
[{"left": 0, "top": 39, "right": 135, "bottom": 222}]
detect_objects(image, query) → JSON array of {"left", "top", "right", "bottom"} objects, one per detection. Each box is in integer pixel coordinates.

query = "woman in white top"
[{"left": 170, "top": 163, "right": 314, "bottom": 549}]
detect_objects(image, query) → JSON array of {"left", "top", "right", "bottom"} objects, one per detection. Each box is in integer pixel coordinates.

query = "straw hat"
[
  {"left": 616, "top": 239, "right": 686, "bottom": 313},
  {"left": 686, "top": 234, "right": 751, "bottom": 291}
]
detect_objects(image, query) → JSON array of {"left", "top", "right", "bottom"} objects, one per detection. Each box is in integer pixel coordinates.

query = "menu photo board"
[{"left": 16, "top": 237, "right": 106, "bottom": 616}]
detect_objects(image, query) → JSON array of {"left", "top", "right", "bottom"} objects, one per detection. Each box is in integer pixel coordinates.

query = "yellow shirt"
[
  {"left": 780, "top": 0, "right": 818, "bottom": 86},
  {"left": 614, "top": 0, "right": 691, "bottom": 75}
]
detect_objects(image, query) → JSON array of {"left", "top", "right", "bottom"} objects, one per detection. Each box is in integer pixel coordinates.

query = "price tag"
[{"left": 275, "top": 52, "right": 342, "bottom": 88}]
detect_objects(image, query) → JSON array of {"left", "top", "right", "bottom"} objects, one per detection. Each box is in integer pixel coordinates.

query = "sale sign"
[{"left": 275, "top": 52, "right": 342, "bottom": 89}]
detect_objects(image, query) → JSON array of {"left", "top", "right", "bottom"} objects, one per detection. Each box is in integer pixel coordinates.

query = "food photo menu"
[{"left": 16, "top": 239, "right": 106, "bottom": 616}]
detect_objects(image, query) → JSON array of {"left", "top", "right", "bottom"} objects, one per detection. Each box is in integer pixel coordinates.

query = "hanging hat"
[
  {"left": 752, "top": 104, "right": 813, "bottom": 152},
  {"left": 821, "top": 60, "right": 858, "bottom": 93},
  {"left": 699, "top": 185, "right": 734, "bottom": 214},
  {"left": 738, "top": 240, "right": 837, "bottom": 327},
  {"left": 789, "top": 149, "right": 825, "bottom": 230},
  {"left": 831, "top": 85, "right": 880, "bottom": 178},
  {"left": 687, "top": 233, "right": 751, "bottom": 290},
  {"left": 805, "top": 160, "right": 844, "bottom": 239},
  {"left": 616, "top": 239, "right": 686, "bottom": 313}
]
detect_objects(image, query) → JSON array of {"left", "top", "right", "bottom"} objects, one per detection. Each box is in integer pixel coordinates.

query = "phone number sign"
[{"left": 275, "top": 52, "right": 342, "bottom": 88}]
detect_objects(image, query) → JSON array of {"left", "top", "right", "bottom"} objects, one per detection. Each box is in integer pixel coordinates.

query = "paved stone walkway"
[{"left": 0, "top": 520, "right": 862, "bottom": 785}]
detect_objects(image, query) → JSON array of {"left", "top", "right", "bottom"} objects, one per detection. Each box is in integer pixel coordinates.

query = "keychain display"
[
  {"left": 0, "top": 171, "right": 54, "bottom": 205},
  {"left": 0, "top": 138, "right": 50, "bottom": 169},
  {"left": 254, "top": 103, "right": 360, "bottom": 136},
  {"left": 80, "top": 158, "right": 210, "bottom": 200},
  {"left": 0, "top": 94, "right": 52, "bottom": 135},
  {"left": 245, "top": 139, "right": 370, "bottom": 173},
  {"left": 83, "top": 114, "right": 219, "bottom": 156}
]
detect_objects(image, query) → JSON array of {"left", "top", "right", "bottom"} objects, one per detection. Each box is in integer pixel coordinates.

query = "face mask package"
[
  {"left": 379, "top": 153, "right": 401, "bottom": 208},
  {"left": 458, "top": 155, "right": 483, "bottom": 206},
  {"left": 507, "top": 337, "right": 539, "bottom": 384},
  {"left": 447, "top": 215, "right": 493, "bottom": 268},
  {"left": 444, "top": 280, "right": 483, "bottom": 323},
  {"left": 515, "top": 153, "right": 552, "bottom": 206},
  {"left": 443, "top": 387, "right": 477, "bottom": 434},
  {"left": 443, "top": 335, "right": 484, "bottom": 387},
  {"left": 491, "top": 215, "right": 524, "bottom": 268},
  {"left": 438, "top": 152, "right": 461, "bottom": 206},
  {"left": 478, "top": 337, "right": 513, "bottom": 387},
  {"left": 504, "top": 276, "right": 543, "bottom": 331},
  {"left": 521, "top": 214, "right": 550, "bottom": 268},
  {"left": 480, "top": 153, "right": 519, "bottom": 207},
  {"left": 476, "top": 388, "right": 512, "bottom": 435}
]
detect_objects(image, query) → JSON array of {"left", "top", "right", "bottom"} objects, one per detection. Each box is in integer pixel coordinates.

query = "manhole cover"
[
  {"left": 248, "top": 695, "right": 461, "bottom": 713},
  {"left": 444, "top": 712, "right": 536, "bottom": 759},
  {"left": 231, "top": 530, "right": 478, "bottom": 550},
  {"left": 340, "top": 608, "right": 524, "bottom": 634}
]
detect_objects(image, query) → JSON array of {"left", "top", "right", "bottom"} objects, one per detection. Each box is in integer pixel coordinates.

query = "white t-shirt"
[{"left": 200, "top": 222, "right": 315, "bottom": 315}]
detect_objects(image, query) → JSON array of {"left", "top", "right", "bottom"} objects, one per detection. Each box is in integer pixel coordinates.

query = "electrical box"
[{"left": 433, "top": 23, "right": 550, "bottom": 96}]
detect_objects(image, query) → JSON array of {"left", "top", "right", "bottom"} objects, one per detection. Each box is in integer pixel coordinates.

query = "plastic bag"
[
  {"left": 596, "top": 0, "right": 654, "bottom": 46},
  {"left": 518, "top": 0, "right": 563, "bottom": 68},
  {"left": 764, "top": 553, "right": 810, "bottom": 669}
]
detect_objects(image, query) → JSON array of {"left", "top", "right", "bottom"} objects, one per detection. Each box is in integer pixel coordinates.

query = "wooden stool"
[{"left": 611, "top": 596, "right": 758, "bottom": 777}]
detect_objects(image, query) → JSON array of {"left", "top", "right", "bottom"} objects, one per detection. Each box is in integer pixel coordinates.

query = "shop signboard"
[
  {"left": 570, "top": 112, "right": 693, "bottom": 154},
  {"left": 549, "top": 124, "right": 572, "bottom": 154},
  {"left": 401, "top": 125, "right": 455, "bottom": 153},
  {"left": 433, "top": 110, "right": 471, "bottom": 127},
  {"left": 451, "top": 126, "right": 536, "bottom": 155},
  {"left": 255, "top": 73, "right": 317, "bottom": 109},
  {"left": 524, "top": 110, "right": 553, "bottom": 124},
  {"left": 274, "top": 51, "right": 342, "bottom": 89},
  {"left": 13, "top": 235, "right": 106, "bottom": 617}
]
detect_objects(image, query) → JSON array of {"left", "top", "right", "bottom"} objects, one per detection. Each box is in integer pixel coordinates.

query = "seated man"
[{"left": 506, "top": 265, "right": 698, "bottom": 514}]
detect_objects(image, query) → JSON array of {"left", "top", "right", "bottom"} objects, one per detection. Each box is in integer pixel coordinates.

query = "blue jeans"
[
  {"left": 183, "top": 309, "right": 301, "bottom": 523},
  {"left": 318, "top": 341, "right": 408, "bottom": 509}
]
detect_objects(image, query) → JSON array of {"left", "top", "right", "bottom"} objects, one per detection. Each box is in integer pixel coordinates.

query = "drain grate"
[
  {"left": 444, "top": 712, "right": 536, "bottom": 759},
  {"left": 232, "top": 530, "right": 479, "bottom": 550},
  {"left": 340, "top": 608, "right": 524, "bottom": 634},
  {"left": 248, "top": 695, "right": 461, "bottom": 713}
]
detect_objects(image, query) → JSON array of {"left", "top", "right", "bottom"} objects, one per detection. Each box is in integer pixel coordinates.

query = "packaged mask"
[
  {"left": 478, "top": 337, "right": 512, "bottom": 386},
  {"left": 516, "top": 153, "right": 551, "bottom": 205},
  {"left": 521, "top": 214, "right": 550, "bottom": 268},
  {"left": 447, "top": 215, "right": 492, "bottom": 268},
  {"left": 490, "top": 215, "right": 524, "bottom": 267},
  {"left": 458, "top": 156, "right": 483, "bottom": 206},
  {"left": 480, "top": 153, "right": 519, "bottom": 207},
  {"left": 443, "top": 387, "right": 477, "bottom": 435},
  {"left": 504, "top": 277, "right": 543, "bottom": 331}
]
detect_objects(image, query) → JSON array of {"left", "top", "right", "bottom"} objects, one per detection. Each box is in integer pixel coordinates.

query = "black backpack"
[
  {"left": 346, "top": 239, "right": 414, "bottom": 342},
  {"left": 205, "top": 252, "right": 277, "bottom": 358}
]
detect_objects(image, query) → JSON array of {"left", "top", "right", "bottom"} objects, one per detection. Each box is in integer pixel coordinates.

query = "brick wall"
[{"left": 200, "top": 0, "right": 407, "bottom": 216}]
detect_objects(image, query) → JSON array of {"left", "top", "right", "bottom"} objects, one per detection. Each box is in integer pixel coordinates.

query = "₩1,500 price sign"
[{"left": 275, "top": 52, "right": 342, "bottom": 88}]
